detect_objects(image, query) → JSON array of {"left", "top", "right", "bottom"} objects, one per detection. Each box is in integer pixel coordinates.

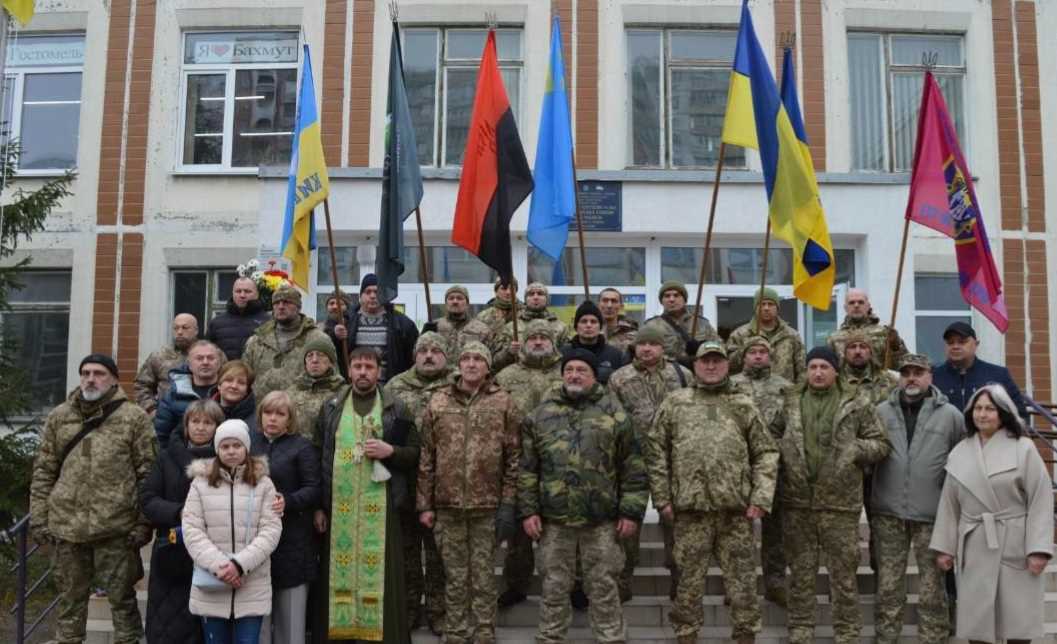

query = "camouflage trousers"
[
  {"left": 784, "top": 509, "right": 861, "bottom": 644},
  {"left": 760, "top": 497, "right": 786, "bottom": 592},
  {"left": 670, "top": 511, "right": 761, "bottom": 640},
  {"left": 620, "top": 515, "right": 677, "bottom": 598},
  {"left": 52, "top": 535, "right": 143, "bottom": 644},
  {"left": 537, "top": 521, "right": 626, "bottom": 644},
  {"left": 502, "top": 527, "right": 535, "bottom": 594},
  {"left": 404, "top": 510, "right": 446, "bottom": 627},
  {"left": 871, "top": 515, "right": 949, "bottom": 644},
  {"left": 434, "top": 509, "right": 498, "bottom": 644}
]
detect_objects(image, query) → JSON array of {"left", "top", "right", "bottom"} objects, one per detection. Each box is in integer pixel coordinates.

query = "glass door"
[{"left": 711, "top": 285, "right": 798, "bottom": 341}]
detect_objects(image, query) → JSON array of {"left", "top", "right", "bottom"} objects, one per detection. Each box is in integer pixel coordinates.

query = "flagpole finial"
[
  {"left": 921, "top": 51, "right": 938, "bottom": 71},
  {"left": 388, "top": 1, "right": 399, "bottom": 21},
  {"left": 485, "top": 11, "right": 498, "bottom": 30},
  {"left": 780, "top": 31, "right": 796, "bottom": 50}
]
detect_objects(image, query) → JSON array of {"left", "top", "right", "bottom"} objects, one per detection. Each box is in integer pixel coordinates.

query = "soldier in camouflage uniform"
[
  {"left": 778, "top": 347, "right": 890, "bottom": 644},
  {"left": 31, "top": 354, "right": 157, "bottom": 644},
  {"left": 519, "top": 348, "right": 648, "bottom": 644},
  {"left": 726, "top": 287, "right": 806, "bottom": 383},
  {"left": 870, "top": 354, "right": 963, "bottom": 644},
  {"left": 475, "top": 278, "right": 520, "bottom": 337},
  {"left": 494, "top": 320, "right": 563, "bottom": 608},
  {"left": 729, "top": 336, "right": 794, "bottom": 607},
  {"left": 417, "top": 342, "right": 522, "bottom": 644},
  {"left": 599, "top": 287, "right": 638, "bottom": 354},
  {"left": 839, "top": 330, "right": 899, "bottom": 406},
  {"left": 284, "top": 335, "right": 346, "bottom": 446},
  {"left": 827, "top": 288, "right": 908, "bottom": 369},
  {"left": 641, "top": 280, "right": 719, "bottom": 368},
  {"left": 429, "top": 285, "right": 496, "bottom": 359},
  {"left": 648, "top": 341, "right": 779, "bottom": 644},
  {"left": 608, "top": 325, "right": 691, "bottom": 601},
  {"left": 384, "top": 331, "right": 455, "bottom": 633},
  {"left": 492, "top": 282, "right": 569, "bottom": 372},
  {"left": 243, "top": 282, "right": 331, "bottom": 398},
  {"left": 133, "top": 313, "right": 198, "bottom": 413}
]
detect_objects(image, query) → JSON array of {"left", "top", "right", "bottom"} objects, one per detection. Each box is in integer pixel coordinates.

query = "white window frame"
[
  {"left": 170, "top": 268, "right": 238, "bottom": 331},
  {"left": 3, "top": 33, "right": 85, "bottom": 176},
  {"left": 176, "top": 31, "right": 300, "bottom": 174},
  {"left": 849, "top": 31, "right": 967, "bottom": 173},
  {"left": 913, "top": 272, "right": 970, "bottom": 362},
  {"left": 403, "top": 27, "right": 524, "bottom": 168}
]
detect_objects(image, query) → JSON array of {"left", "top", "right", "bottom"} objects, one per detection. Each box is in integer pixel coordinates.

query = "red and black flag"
[{"left": 451, "top": 30, "right": 534, "bottom": 283}]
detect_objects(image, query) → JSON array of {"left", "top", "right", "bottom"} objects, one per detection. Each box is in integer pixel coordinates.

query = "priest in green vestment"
[{"left": 316, "top": 346, "right": 419, "bottom": 644}]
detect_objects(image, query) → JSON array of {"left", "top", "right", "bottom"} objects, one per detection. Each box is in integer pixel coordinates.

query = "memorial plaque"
[{"left": 574, "top": 181, "right": 622, "bottom": 232}]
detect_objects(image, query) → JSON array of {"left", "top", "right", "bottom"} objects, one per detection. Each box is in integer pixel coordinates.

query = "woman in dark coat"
[
  {"left": 251, "top": 390, "right": 321, "bottom": 644},
  {"left": 139, "top": 399, "right": 224, "bottom": 644},
  {"left": 216, "top": 360, "right": 258, "bottom": 432}
]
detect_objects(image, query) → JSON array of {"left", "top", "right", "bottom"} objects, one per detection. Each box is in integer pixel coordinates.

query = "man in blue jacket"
[{"left": 931, "top": 321, "right": 1028, "bottom": 420}]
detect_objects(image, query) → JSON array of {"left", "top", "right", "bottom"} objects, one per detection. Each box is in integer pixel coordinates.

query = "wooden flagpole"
[
  {"left": 322, "top": 198, "right": 351, "bottom": 377},
  {"left": 754, "top": 218, "right": 773, "bottom": 334},
  {"left": 884, "top": 217, "right": 911, "bottom": 370},
  {"left": 691, "top": 142, "right": 727, "bottom": 337},
  {"left": 571, "top": 151, "right": 591, "bottom": 300},
  {"left": 414, "top": 207, "right": 434, "bottom": 321}
]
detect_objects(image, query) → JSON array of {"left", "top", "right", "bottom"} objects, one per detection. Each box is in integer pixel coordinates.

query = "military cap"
[
  {"left": 658, "top": 280, "right": 688, "bottom": 302},
  {"left": 843, "top": 329, "right": 871, "bottom": 348},
  {"left": 494, "top": 276, "right": 519, "bottom": 292},
  {"left": 445, "top": 285, "right": 470, "bottom": 301},
  {"left": 303, "top": 336, "right": 338, "bottom": 366},
  {"left": 272, "top": 282, "right": 302, "bottom": 307},
  {"left": 754, "top": 287, "right": 780, "bottom": 307},
  {"left": 741, "top": 335, "right": 772, "bottom": 355},
  {"left": 633, "top": 325, "right": 666, "bottom": 346},
  {"left": 695, "top": 340, "right": 727, "bottom": 359},
  {"left": 897, "top": 353, "right": 932, "bottom": 372},
  {"left": 459, "top": 341, "right": 492, "bottom": 370},
  {"left": 525, "top": 282, "right": 549, "bottom": 297},
  {"left": 561, "top": 347, "right": 599, "bottom": 376},
  {"left": 523, "top": 318, "right": 556, "bottom": 341}
]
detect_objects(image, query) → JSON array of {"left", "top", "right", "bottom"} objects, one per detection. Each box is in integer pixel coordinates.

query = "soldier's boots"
[{"left": 763, "top": 584, "right": 787, "bottom": 608}]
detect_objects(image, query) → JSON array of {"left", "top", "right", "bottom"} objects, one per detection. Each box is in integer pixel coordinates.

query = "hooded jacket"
[
  {"left": 206, "top": 298, "right": 271, "bottom": 360},
  {"left": 154, "top": 366, "right": 219, "bottom": 449}
]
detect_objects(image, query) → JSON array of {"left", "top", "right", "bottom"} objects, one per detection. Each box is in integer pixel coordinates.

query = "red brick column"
[
  {"left": 348, "top": 0, "right": 374, "bottom": 167},
  {"left": 322, "top": 0, "right": 348, "bottom": 165}
]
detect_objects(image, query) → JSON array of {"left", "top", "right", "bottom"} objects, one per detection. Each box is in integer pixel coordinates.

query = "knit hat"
[
  {"left": 459, "top": 341, "right": 492, "bottom": 370},
  {"left": 658, "top": 280, "right": 688, "bottom": 302},
  {"left": 272, "top": 283, "right": 302, "bottom": 307},
  {"left": 304, "top": 336, "right": 338, "bottom": 367},
  {"left": 326, "top": 291, "right": 351, "bottom": 308},
  {"left": 754, "top": 287, "right": 780, "bottom": 307},
  {"left": 695, "top": 340, "right": 727, "bottom": 359},
  {"left": 561, "top": 347, "right": 599, "bottom": 376},
  {"left": 898, "top": 353, "right": 933, "bottom": 372},
  {"left": 806, "top": 346, "right": 840, "bottom": 371},
  {"left": 633, "top": 325, "right": 665, "bottom": 347},
  {"left": 416, "top": 331, "right": 449, "bottom": 356},
  {"left": 525, "top": 282, "right": 549, "bottom": 297},
  {"left": 360, "top": 273, "right": 379, "bottom": 291},
  {"left": 842, "top": 329, "right": 871, "bottom": 352},
  {"left": 80, "top": 353, "right": 119, "bottom": 378},
  {"left": 741, "top": 335, "right": 772, "bottom": 356},
  {"left": 445, "top": 285, "right": 470, "bottom": 301},
  {"left": 523, "top": 319, "right": 556, "bottom": 342},
  {"left": 214, "top": 419, "right": 252, "bottom": 453},
  {"left": 494, "top": 277, "right": 518, "bottom": 292},
  {"left": 574, "top": 300, "right": 603, "bottom": 328}
]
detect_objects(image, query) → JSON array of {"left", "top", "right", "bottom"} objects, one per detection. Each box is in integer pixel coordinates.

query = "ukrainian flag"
[
  {"left": 721, "top": 1, "right": 834, "bottom": 310},
  {"left": 281, "top": 45, "right": 330, "bottom": 289},
  {"left": 3, "top": 0, "right": 34, "bottom": 25}
]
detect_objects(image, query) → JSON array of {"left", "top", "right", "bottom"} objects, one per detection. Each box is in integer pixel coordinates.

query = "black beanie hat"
[
  {"left": 805, "top": 346, "right": 840, "bottom": 371},
  {"left": 574, "top": 300, "right": 603, "bottom": 328},
  {"left": 80, "top": 353, "right": 119, "bottom": 378},
  {"left": 561, "top": 347, "right": 599, "bottom": 377},
  {"left": 360, "top": 273, "right": 379, "bottom": 291}
]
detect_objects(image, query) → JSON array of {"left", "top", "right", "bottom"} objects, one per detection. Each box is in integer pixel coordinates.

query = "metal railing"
[{"left": 3, "top": 515, "right": 58, "bottom": 644}]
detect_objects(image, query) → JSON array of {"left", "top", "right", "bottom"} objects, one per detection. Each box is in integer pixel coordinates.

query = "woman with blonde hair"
[{"left": 930, "top": 383, "right": 1054, "bottom": 643}]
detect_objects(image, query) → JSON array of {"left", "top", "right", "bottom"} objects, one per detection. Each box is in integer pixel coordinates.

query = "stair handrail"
[
  {"left": 3, "top": 514, "right": 59, "bottom": 644},
  {"left": 1025, "top": 395, "right": 1057, "bottom": 433}
]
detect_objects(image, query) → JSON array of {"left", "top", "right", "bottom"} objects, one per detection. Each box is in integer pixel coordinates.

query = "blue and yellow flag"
[
  {"left": 281, "top": 45, "right": 330, "bottom": 289},
  {"left": 3, "top": 0, "right": 34, "bottom": 25},
  {"left": 527, "top": 15, "right": 576, "bottom": 262},
  {"left": 721, "top": 2, "right": 834, "bottom": 310}
]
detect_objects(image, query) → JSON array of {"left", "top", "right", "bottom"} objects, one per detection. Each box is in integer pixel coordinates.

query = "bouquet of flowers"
[{"left": 236, "top": 258, "right": 293, "bottom": 309}]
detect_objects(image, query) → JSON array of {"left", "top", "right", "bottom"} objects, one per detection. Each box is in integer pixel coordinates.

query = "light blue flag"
[{"left": 527, "top": 16, "right": 576, "bottom": 262}]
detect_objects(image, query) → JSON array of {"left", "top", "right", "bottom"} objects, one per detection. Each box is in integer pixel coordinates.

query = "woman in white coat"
[
  {"left": 930, "top": 383, "right": 1054, "bottom": 644},
  {"left": 183, "top": 419, "right": 283, "bottom": 644}
]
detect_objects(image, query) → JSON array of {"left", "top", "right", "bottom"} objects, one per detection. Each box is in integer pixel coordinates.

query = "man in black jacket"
[
  {"left": 563, "top": 300, "right": 626, "bottom": 384},
  {"left": 932, "top": 321, "right": 1028, "bottom": 419},
  {"left": 206, "top": 276, "right": 270, "bottom": 360},
  {"left": 327, "top": 273, "right": 418, "bottom": 383}
]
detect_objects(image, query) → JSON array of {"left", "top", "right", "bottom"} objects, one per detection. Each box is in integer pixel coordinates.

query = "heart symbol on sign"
[{"left": 212, "top": 44, "right": 230, "bottom": 56}]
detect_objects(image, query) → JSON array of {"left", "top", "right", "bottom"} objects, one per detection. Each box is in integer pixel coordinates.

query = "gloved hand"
[
  {"left": 422, "top": 321, "right": 439, "bottom": 334},
  {"left": 129, "top": 524, "right": 154, "bottom": 549},
  {"left": 495, "top": 503, "right": 516, "bottom": 544},
  {"left": 31, "top": 525, "right": 55, "bottom": 545}
]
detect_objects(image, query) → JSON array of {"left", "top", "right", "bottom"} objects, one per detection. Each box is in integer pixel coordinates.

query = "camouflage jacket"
[
  {"left": 475, "top": 301, "right": 518, "bottom": 336},
  {"left": 840, "top": 364, "right": 899, "bottom": 407},
  {"left": 518, "top": 384, "right": 648, "bottom": 525},
  {"left": 727, "top": 319, "right": 806, "bottom": 383},
  {"left": 608, "top": 358, "right": 691, "bottom": 434},
  {"left": 648, "top": 379, "right": 779, "bottom": 514},
  {"left": 417, "top": 379, "right": 521, "bottom": 512},
  {"left": 285, "top": 371, "right": 346, "bottom": 446},
  {"left": 492, "top": 309, "right": 570, "bottom": 372},
  {"left": 827, "top": 313, "right": 908, "bottom": 369},
  {"left": 642, "top": 310, "right": 720, "bottom": 366},
  {"left": 495, "top": 350, "right": 563, "bottom": 417},
  {"left": 243, "top": 315, "right": 331, "bottom": 399},
  {"left": 384, "top": 366, "right": 456, "bottom": 429},
  {"left": 30, "top": 387, "right": 157, "bottom": 543},
  {"left": 436, "top": 314, "right": 496, "bottom": 360},
  {"left": 605, "top": 316, "right": 639, "bottom": 354},
  {"left": 133, "top": 344, "right": 188, "bottom": 413},
  {"left": 778, "top": 384, "right": 891, "bottom": 513},
  {"left": 731, "top": 368, "right": 795, "bottom": 439}
]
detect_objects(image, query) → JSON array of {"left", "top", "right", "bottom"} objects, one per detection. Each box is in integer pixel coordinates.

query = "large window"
[
  {"left": 2, "top": 34, "right": 84, "bottom": 172},
  {"left": 172, "top": 269, "right": 238, "bottom": 330},
  {"left": 914, "top": 273, "right": 969, "bottom": 364},
  {"left": 528, "top": 246, "right": 648, "bottom": 326},
  {"left": 403, "top": 28, "right": 523, "bottom": 167},
  {"left": 1, "top": 271, "right": 71, "bottom": 410},
  {"left": 626, "top": 29, "right": 744, "bottom": 169},
  {"left": 180, "top": 31, "right": 298, "bottom": 169},
  {"left": 661, "top": 247, "right": 856, "bottom": 287},
  {"left": 848, "top": 33, "right": 965, "bottom": 172}
]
